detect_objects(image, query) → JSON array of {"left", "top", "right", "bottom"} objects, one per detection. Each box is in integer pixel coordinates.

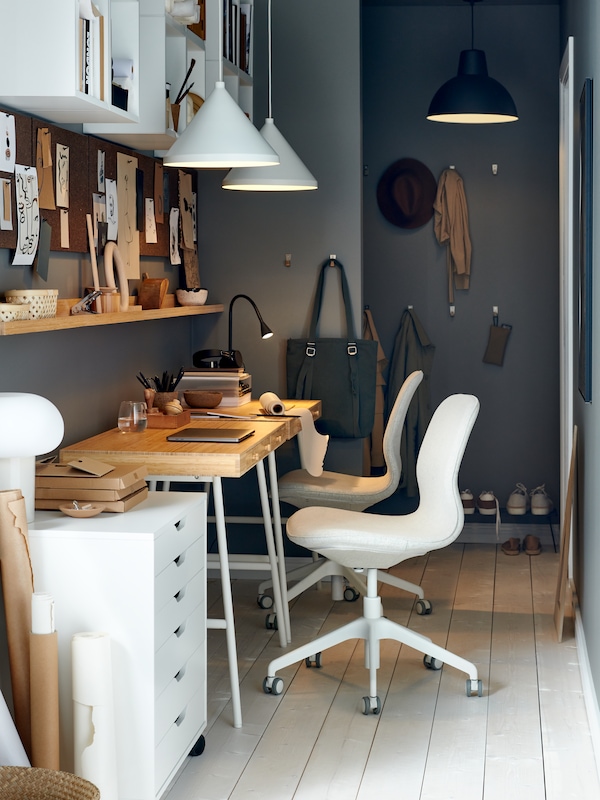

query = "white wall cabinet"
[
  {"left": 85, "top": 0, "right": 254, "bottom": 151},
  {"left": 0, "top": 0, "right": 140, "bottom": 125},
  {"left": 29, "top": 491, "right": 207, "bottom": 800}
]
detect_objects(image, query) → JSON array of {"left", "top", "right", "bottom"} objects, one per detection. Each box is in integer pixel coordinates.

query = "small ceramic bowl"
[
  {"left": 176, "top": 288, "right": 208, "bottom": 306},
  {"left": 183, "top": 390, "right": 223, "bottom": 408},
  {"left": 59, "top": 503, "right": 105, "bottom": 518}
]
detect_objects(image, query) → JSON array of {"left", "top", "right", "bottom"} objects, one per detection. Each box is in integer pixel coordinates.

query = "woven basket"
[
  {"left": 0, "top": 767, "right": 100, "bottom": 800},
  {"left": 4, "top": 289, "right": 59, "bottom": 319},
  {"left": 0, "top": 302, "right": 31, "bottom": 322}
]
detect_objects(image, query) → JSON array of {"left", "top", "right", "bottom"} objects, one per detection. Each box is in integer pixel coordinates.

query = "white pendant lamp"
[
  {"left": 222, "top": 0, "right": 317, "bottom": 191},
  {"left": 163, "top": 0, "right": 279, "bottom": 168}
]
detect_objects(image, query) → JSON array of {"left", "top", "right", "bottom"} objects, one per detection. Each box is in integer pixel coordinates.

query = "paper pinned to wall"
[
  {"left": 116, "top": 152, "right": 140, "bottom": 278},
  {"left": 12, "top": 165, "right": 39, "bottom": 266},
  {"left": 55, "top": 144, "right": 69, "bottom": 208},
  {"left": 145, "top": 198, "right": 157, "bottom": 244},
  {"left": 0, "top": 113, "right": 16, "bottom": 174},
  {"left": 0, "top": 178, "right": 13, "bottom": 231}
]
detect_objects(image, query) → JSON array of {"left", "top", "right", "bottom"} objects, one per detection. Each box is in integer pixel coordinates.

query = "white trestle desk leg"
[
  {"left": 255, "top": 460, "right": 289, "bottom": 647},
  {"left": 208, "top": 476, "right": 242, "bottom": 728},
  {"left": 267, "top": 451, "right": 291, "bottom": 643}
]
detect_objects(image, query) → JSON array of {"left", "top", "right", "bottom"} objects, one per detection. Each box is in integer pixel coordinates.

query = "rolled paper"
[
  {"left": 259, "top": 391, "right": 286, "bottom": 415},
  {"left": 0, "top": 489, "right": 34, "bottom": 757},
  {"left": 31, "top": 592, "right": 55, "bottom": 635},
  {"left": 259, "top": 393, "right": 329, "bottom": 477},
  {"left": 0, "top": 689, "right": 29, "bottom": 766},
  {"left": 29, "top": 630, "right": 59, "bottom": 769},
  {"left": 72, "top": 632, "right": 118, "bottom": 800},
  {"left": 112, "top": 58, "right": 134, "bottom": 79}
]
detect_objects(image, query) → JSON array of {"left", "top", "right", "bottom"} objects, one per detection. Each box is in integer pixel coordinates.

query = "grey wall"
[
  {"left": 562, "top": 0, "right": 600, "bottom": 734},
  {"left": 362, "top": 3, "right": 561, "bottom": 507}
]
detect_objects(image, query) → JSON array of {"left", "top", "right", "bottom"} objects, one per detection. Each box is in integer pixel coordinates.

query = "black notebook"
[{"left": 166, "top": 427, "right": 255, "bottom": 444}]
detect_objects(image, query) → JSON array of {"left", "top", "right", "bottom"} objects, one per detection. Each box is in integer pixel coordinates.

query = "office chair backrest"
[
  {"left": 380, "top": 369, "right": 423, "bottom": 493},
  {"left": 413, "top": 393, "right": 480, "bottom": 547}
]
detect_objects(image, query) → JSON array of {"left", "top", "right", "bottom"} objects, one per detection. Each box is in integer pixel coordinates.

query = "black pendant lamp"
[{"left": 427, "top": 0, "right": 518, "bottom": 124}]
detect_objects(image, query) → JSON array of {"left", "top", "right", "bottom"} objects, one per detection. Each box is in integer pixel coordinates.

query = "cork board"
[
  {"left": 32, "top": 119, "right": 90, "bottom": 253},
  {"left": 0, "top": 109, "right": 33, "bottom": 251}
]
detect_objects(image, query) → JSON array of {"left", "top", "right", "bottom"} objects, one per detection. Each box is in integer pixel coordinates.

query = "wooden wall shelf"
[{"left": 0, "top": 296, "right": 223, "bottom": 336}]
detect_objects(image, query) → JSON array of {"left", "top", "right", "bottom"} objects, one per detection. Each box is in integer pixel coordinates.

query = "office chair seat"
[
  {"left": 259, "top": 370, "right": 426, "bottom": 612},
  {"left": 263, "top": 393, "right": 482, "bottom": 712}
]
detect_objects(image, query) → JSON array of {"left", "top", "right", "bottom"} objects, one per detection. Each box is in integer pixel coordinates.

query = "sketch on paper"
[
  {"left": 0, "top": 114, "right": 16, "bottom": 173},
  {"left": 106, "top": 178, "right": 118, "bottom": 241},
  {"left": 12, "top": 164, "right": 39, "bottom": 265},
  {"left": 98, "top": 150, "right": 105, "bottom": 192},
  {"left": 55, "top": 144, "right": 70, "bottom": 208},
  {"left": 145, "top": 198, "right": 157, "bottom": 244},
  {"left": 170, "top": 207, "right": 181, "bottom": 265},
  {"left": 116, "top": 152, "right": 140, "bottom": 278}
]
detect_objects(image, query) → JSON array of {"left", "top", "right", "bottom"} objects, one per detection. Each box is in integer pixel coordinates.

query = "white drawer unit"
[{"left": 29, "top": 491, "right": 207, "bottom": 800}]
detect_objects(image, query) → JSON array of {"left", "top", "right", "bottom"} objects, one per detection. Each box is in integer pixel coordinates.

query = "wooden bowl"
[
  {"left": 59, "top": 503, "right": 104, "bottom": 518},
  {"left": 183, "top": 390, "right": 223, "bottom": 408}
]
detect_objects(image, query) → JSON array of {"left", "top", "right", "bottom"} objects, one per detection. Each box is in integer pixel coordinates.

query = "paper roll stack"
[
  {"left": 259, "top": 393, "right": 329, "bottom": 477},
  {"left": 30, "top": 592, "right": 59, "bottom": 769},
  {"left": 0, "top": 489, "right": 34, "bottom": 757},
  {"left": 72, "top": 632, "right": 118, "bottom": 800}
]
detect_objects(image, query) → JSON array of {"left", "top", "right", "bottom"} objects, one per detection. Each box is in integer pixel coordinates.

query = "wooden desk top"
[{"left": 60, "top": 399, "right": 321, "bottom": 480}]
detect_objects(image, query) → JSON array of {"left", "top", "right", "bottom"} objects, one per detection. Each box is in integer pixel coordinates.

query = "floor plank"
[{"left": 164, "top": 544, "right": 600, "bottom": 800}]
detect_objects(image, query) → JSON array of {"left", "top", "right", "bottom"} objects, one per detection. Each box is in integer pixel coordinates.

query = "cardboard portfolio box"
[
  {"left": 35, "top": 486, "right": 149, "bottom": 513},
  {"left": 35, "top": 478, "right": 148, "bottom": 502},
  {"left": 36, "top": 463, "right": 147, "bottom": 490}
]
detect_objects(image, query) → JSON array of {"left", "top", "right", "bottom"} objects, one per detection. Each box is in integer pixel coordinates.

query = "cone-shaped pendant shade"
[
  {"left": 427, "top": 49, "right": 517, "bottom": 124},
  {"left": 163, "top": 82, "right": 280, "bottom": 169},
  {"left": 222, "top": 118, "right": 318, "bottom": 190}
]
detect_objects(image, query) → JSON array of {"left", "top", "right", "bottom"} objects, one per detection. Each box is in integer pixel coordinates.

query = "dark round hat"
[{"left": 376, "top": 158, "right": 437, "bottom": 229}]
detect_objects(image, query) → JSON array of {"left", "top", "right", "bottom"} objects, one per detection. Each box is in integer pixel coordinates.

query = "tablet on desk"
[{"left": 166, "top": 427, "right": 255, "bottom": 444}]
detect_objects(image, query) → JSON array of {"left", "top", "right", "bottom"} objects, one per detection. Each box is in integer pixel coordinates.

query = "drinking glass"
[{"left": 118, "top": 401, "right": 147, "bottom": 432}]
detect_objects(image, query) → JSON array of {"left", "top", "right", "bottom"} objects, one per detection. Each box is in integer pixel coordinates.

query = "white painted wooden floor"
[{"left": 165, "top": 544, "right": 599, "bottom": 800}]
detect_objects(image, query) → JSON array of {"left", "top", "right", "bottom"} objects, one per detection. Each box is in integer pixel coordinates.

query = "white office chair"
[
  {"left": 259, "top": 370, "right": 427, "bottom": 613},
  {"left": 263, "top": 393, "right": 481, "bottom": 713}
]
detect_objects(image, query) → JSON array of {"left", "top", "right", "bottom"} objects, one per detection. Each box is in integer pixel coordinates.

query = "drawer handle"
[
  {"left": 175, "top": 665, "right": 187, "bottom": 682},
  {"left": 175, "top": 551, "right": 186, "bottom": 567},
  {"left": 175, "top": 708, "right": 187, "bottom": 727},
  {"left": 174, "top": 621, "right": 187, "bottom": 638},
  {"left": 175, "top": 587, "right": 186, "bottom": 603},
  {"left": 175, "top": 518, "right": 187, "bottom": 530}
]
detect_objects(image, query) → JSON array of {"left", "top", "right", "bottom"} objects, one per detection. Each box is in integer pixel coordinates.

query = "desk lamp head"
[{"left": 0, "top": 393, "right": 64, "bottom": 522}]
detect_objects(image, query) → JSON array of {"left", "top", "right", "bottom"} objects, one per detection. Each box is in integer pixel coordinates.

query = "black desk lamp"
[{"left": 193, "top": 294, "right": 273, "bottom": 370}]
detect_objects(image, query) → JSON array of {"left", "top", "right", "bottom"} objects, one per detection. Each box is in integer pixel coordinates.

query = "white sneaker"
[
  {"left": 530, "top": 484, "right": 553, "bottom": 515},
  {"left": 476, "top": 491, "right": 501, "bottom": 540},
  {"left": 506, "top": 483, "right": 529, "bottom": 515},
  {"left": 460, "top": 489, "right": 475, "bottom": 514}
]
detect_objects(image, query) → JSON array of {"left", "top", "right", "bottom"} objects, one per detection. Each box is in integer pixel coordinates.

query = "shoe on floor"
[
  {"left": 506, "top": 482, "right": 529, "bottom": 515},
  {"left": 477, "top": 491, "right": 499, "bottom": 515},
  {"left": 530, "top": 484, "right": 553, "bottom": 515},
  {"left": 523, "top": 534, "right": 541, "bottom": 555},
  {"left": 501, "top": 537, "right": 521, "bottom": 556},
  {"left": 460, "top": 489, "right": 475, "bottom": 514}
]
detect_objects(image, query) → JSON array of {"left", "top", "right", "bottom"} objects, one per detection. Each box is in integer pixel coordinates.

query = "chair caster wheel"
[
  {"left": 189, "top": 735, "right": 205, "bottom": 757},
  {"left": 305, "top": 652, "right": 322, "bottom": 668},
  {"left": 362, "top": 696, "right": 381, "bottom": 715},
  {"left": 415, "top": 598, "right": 432, "bottom": 615},
  {"left": 466, "top": 679, "right": 483, "bottom": 697},
  {"left": 257, "top": 594, "right": 274, "bottom": 609},
  {"left": 423, "top": 654, "right": 443, "bottom": 670},
  {"left": 265, "top": 613, "right": 278, "bottom": 631},
  {"left": 343, "top": 586, "right": 360, "bottom": 602},
  {"left": 263, "top": 676, "right": 283, "bottom": 695}
]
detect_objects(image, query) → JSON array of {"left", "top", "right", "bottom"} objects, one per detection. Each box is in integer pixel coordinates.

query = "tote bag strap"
[{"left": 307, "top": 258, "right": 358, "bottom": 343}]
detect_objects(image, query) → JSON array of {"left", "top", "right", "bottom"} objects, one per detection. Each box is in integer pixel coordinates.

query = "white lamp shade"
[
  {"left": 0, "top": 393, "right": 64, "bottom": 456},
  {"left": 222, "top": 118, "right": 318, "bottom": 191},
  {"left": 162, "top": 82, "right": 280, "bottom": 169}
]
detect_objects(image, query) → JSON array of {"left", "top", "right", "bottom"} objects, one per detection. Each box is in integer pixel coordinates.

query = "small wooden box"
[{"left": 146, "top": 410, "right": 191, "bottom": 428}]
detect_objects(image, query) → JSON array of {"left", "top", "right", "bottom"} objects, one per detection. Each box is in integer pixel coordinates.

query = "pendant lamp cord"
[
  {"left": 218, "top": 0, "right": 223, "bottom": 82},
  {"left": 267, "top": 0, "right": 273, "bottom": 118},
  {"left": 470, "top": 0, "right": 475, "bottom": 49}
]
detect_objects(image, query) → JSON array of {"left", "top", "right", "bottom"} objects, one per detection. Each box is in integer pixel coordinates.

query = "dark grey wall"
[{"left": 362, "top": 4, "right": 560, "bottom": 506}]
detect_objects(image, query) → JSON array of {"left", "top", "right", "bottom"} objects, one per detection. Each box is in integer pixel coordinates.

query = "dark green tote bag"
[{"left": 286, "top": 258, "right": 377, "bottom": 439}]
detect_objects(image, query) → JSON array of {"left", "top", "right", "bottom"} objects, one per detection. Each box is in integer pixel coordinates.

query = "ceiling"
[{"left": 362, "top": 1, "right": 558, "bottom": 6}]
